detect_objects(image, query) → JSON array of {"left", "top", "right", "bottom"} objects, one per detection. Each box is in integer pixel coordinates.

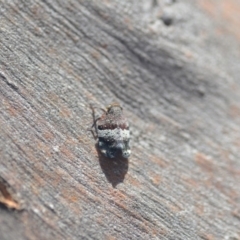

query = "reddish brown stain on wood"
[
  {"left": 20, "top": 212, "right": 39, "bottom": 240},
  {"left": 6, "top": 105, "right": 22, "bottom": 117},
  {"left": 199, "top": 0, "right": 240, "bottom": 40},
  {"left": 109, "top": 189, "right": 127, "bottom": 201},
  {"left": 2, "top": 96, "right": 24, "bottom": 117},
  {"left": 229, "top": 104, "right": 240, "bottom": 119},
  {"left": 59, "top": 107, "right": 71, "bottom": 118},
  {"left": 150, "top": 173, "right": 161, "bottom": 186},
  {"left": 195, "top": 203, "right": 205, "bottom": 216},
  {"left": 199, "top": 233, "right": 215, "bottom": 240},
  {"left": 232, "top": 208, "right": 240, "bottom": 221},
  {"left": 182, "top": 177, "right": 199, "bottom": 188},
  {"left": 59, "top": 145, "right": 75, "bottom": 160},
  {"left": 149, "top": 155, "right": 168, "bottom": 168},
  {"left": 42, "top": 131, "right": 55, "bottom": 141},
  {"left": 49, "top": 168, "right": 67, "bottom": 189},
  {"left": 184, "top": 50, "right": 194, "bottom": 59},
  {"left": 106, "top": 236, "right": 117, "bottom": 240},
  {"left": 234, "top": 138, "right": 240, "bottom": 148},
  {"left": 125, "top": 174, "right": 141, "bottom": 187},
  {"left": 61, "top": 188, "right": 82, "bottom": 214},
  {"left": 36, "top": 140, "right": 52, "bottom": 158},
  {"left": 167, "top": 202, "right": 182, "bottom": 213},
  {"left": 30, "top": 174, "right": 45, "bottom": 196},
  {"left": 195, "top": 152, "right": 214, "bottom": 173},
  {"left": 214, "top": 181, "right": 239, "bottom": 203},
  {"left": 91, "top": 50, "right": 101, "bottom": 60}
]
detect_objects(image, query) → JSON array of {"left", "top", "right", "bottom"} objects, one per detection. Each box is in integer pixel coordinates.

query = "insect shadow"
[
  {"left": 95, "top": 143, "right": 129, "bottom": 188},
  {"left": 90, "top": 103, "right": 129, "bottom": 187}
]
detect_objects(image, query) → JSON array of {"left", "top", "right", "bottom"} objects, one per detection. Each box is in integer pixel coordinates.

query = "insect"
[{"left": 91, "top": 103, "right": 131, "bottom": 159}]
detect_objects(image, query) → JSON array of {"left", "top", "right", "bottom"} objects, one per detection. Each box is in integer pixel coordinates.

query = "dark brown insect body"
[{"left": 94, "top": 103, "right": 131, "bottom": 158}]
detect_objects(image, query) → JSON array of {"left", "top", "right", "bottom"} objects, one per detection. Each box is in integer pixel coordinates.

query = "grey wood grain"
[{"left": 1, "top": 0, "right": 240, "bottom": 239}]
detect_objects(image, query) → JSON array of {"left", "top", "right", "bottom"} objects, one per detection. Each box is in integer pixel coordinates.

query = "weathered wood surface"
[{"left": 1, "top": 0, "right": 240, "bottom": 239}]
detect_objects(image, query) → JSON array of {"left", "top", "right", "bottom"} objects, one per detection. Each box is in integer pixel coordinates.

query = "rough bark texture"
[{"left": 1, "top": 0, "right": 240, "bottom": 239}]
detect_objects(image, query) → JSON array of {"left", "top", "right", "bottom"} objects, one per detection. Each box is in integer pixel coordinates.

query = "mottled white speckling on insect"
[{"left": 91, "top": 103, "right": 131, "bottom": 159}]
